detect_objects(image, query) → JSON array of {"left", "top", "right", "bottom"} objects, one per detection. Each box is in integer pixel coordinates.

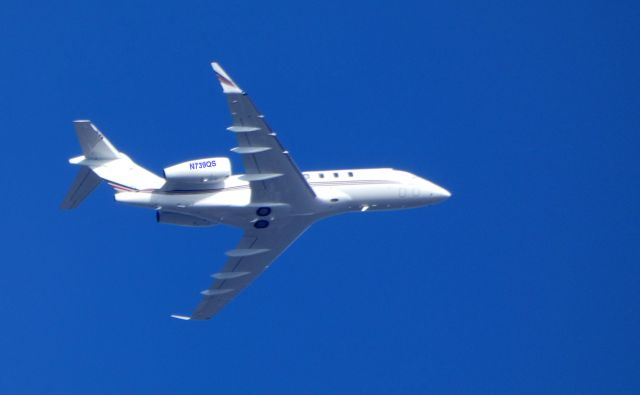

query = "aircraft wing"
[
  {"left": 211, "top": 62, "right": 316, "bottom": 208},
  {"left": 173, "top": 216, "right": 313, "bottom": 320}
]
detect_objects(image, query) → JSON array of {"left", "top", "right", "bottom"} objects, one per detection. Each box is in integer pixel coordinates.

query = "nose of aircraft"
[
  {"left": 419, "top": 179, "right": 451, "bottom": 204},
  {"left": 432, "top": 184, "right": 452, "bottom": 202}
]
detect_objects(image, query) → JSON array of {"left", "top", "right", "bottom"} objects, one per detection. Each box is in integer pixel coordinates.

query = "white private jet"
[{"left": 62, "top": 62, "right": 451, "bottom": 320}]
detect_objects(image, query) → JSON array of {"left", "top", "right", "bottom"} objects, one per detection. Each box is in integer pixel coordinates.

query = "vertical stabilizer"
[
  {"left": 62, "top": 120, "right": 165, "bottom": 209},
  {"left": 74, "top": 120, "right": 120, "bottom": 160}
]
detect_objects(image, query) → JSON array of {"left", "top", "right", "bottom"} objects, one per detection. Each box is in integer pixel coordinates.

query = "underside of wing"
[
  {"left": 176, "top": 217, "right": 314, "bottom": 320},
  {"left": 211, "top": 62, "right": 316, "bottom": 209}
]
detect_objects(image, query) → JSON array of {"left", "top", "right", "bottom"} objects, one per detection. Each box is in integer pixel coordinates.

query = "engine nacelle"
[
  {"left": 156, "top": 211, "right": 218, "bottom": 227},
  {"left": 163, "top": 157, "right": 232, "bottom": 187}
]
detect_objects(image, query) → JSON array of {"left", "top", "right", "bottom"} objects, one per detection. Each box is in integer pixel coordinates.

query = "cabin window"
[
  {"left": 303, "top": 173, "right": 310, "bottom": 179},
  {"left": 333, "top": 173, "right": 339, "bottom": 178},
  {"left": 319, "top": 173, "right": 324, "bottom": 178},
  {"left": 348, "top": 172, "right": 354, "bottom": 177}
]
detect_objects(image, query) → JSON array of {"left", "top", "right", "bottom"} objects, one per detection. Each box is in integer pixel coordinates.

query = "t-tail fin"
[
  {"left": 74, "top": 120, "right": 120, "bottom": 160},
  {"left": 61, "top": 120, "right": 165, "bottom": 209}
]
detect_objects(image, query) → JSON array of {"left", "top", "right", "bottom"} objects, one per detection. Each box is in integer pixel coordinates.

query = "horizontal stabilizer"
[{"left": 61, "top": 167, "right": 101, "bottom": 209}]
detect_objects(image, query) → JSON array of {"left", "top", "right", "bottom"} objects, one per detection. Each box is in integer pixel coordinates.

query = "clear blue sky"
[{"left": 1, "top": 1, "right": 639, "bottom": 393}]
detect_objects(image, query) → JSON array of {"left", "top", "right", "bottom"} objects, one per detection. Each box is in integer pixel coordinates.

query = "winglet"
[
  {"left": 170, "top": 314, "right": 191, "bottom": 321},
  {"left": 211, "top": 62, "right": 244, "bottom": 94}
]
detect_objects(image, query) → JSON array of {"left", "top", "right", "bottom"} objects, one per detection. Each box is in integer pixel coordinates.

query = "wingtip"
[
  {"left": 171, "top": 314, "right": 191, "bottom": 321},
  {"left": 210, "top": 61, "right": 222, "bottom": 72},
  {"left": 210, "top": 61, "right": 243, "bottom": 94}
]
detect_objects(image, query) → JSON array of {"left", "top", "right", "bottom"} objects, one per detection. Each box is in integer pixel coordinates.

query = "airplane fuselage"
[{"left": 115, "top": 168, "right": 450, "bottom": 229}]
